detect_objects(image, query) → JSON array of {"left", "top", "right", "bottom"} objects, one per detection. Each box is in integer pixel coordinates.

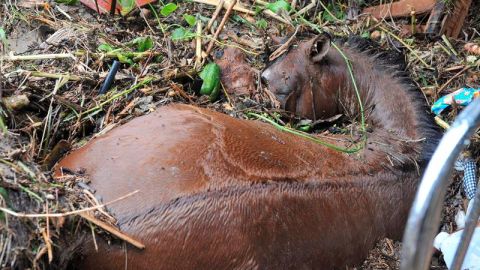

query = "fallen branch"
[
  {"left": 206, "top": 0, "right": 225, "bottom": 33},
  {"left": 79, "top": 211, "right": 145, "bottom": 249},
  {"left": 436, "top": 66, "right": 471, "bottom": 94},
  {"left": 2, "top": 52, "right": 75, "bottom": 61},
  {"left": 29, "top": 71, "right": 82, "bottom": 81},
  {"left": 193, "top": 0, "right": 254, "bottom": 14},
  {"left": 195, "top": 20, "right": 203, "bottom": 69},
  {"left": 293, "top": 0, "right": 316, "bottom": 18},
  {"left": 205, "top": 0, "right": 238, "bottom": 57},
  {"left": 269, "top": 26, "right": 299, "bottom": 61},
  {"left": 0, "top": 190, "right": 139, "bottom": 218},
  {"left": 254, "top": 0, "right": 291, "bottom": 24},
  {"left": 379, "top": 26, "right": 432, "bottom": 69},
  {"left": 434, "top": 116, "right": 450, "bottom": 130}
]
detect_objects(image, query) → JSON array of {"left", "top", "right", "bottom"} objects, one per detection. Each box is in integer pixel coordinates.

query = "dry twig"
[
  {"left": 79, "top": 212, "right": 145, "bottom": 249},
  {"left": 205, "top": 0, "right": 238, "bottom": 57}
]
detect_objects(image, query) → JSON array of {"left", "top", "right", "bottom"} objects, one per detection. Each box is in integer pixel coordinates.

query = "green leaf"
[
  {"left": 0, "top": 187, "right": 9, "bottom": 221},
  {"left": 199, "top": 62, "right": 221, "bottom": 101},
  {"left": 361, "top": 31, "right": 370, "bottom": 38},
  {"left": 117, "top": 53, "right": 134, "bottom": 65},
  {"left": 298, "top": 125, "right": 311, "bottom": 132},
  {"left": 197, "top": 14, "right": 211, "bottom": 23},
  {"left": 131, "top": 37, "right": 154, "bottom": 52},
  {"left": 171, "top": 27, "right": 195, "bottom": 41},
  {"left": 161, "top": 3, "right": 177, "bottom": 17},
  {"left": 55, "top": 0, "right": 78, "bottom": 4},
  {"left": 0, "top": 187, "right": 8, "bottom": 203},
  {"left": 0, "top": 28, "right": 6, "bottom": 40},
  {"left": 183, "top": 14, "right": 196, "bottom": 26},
  {"left": 0, "top": 115, "right": 7, "bottom": 134},
  {"left": 321, "top": 3, "right": 345, "bottom": 22},
  {"left": 254, "top": 5, "right": 263, "bottom": 15},
  {"left": 256, "top": 19, "right": 268, "bottom": 29},
  {"left": 266, "top": 0, "right": 291, "bottom": 13},
  {"left": 0, "top": 27, "right": 7, "bottom": 47},
  {"left": 98, "top": 43, "right": 114, "bottom": 52},
  {"left": 119, "top": 0, "right": 136, "bottom": 16}
]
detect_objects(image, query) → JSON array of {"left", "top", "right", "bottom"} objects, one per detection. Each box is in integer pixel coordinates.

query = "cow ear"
[{"left": 310, "top": 35, "right": 331, "bottom": 62}]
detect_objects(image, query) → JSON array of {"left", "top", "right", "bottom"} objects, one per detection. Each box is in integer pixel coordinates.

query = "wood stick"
[
  {"left": 29, "top": 71, "right": 82, "bottom": 81},
  {"left": 0, "top": 190, "right": 139, "bottom": 218},
  {"left": 170, "top": 82, "right": 194, "bottom": 102},
  {"left": 41, "top": 228, "right": 53, "bottom": 263},
  {"left": 255, "top": 0, "right": 291, "bottom": 24},
  {"left": 293, "top": 0, "right": 316, "bottom": 18},
  {"left": 193, "top": 0, "right": 254, "bottom": 14},
  {"left": 434, "top": 116, "right": 450, "bottom": 130},
  {"left": 262, "top": 9, "right": 290, "bottom": 24},
  {"left": 2, "top": 52, "right": 75, "bottom": 61},
  {"left": 269, "top": 26, "right": 299, "bottom": 61},
  {"left": 291, "top": 0, "right": 297, "bottom": 10},
  {"left": 195, "top": 20, "right": 203, "bottom": 69},
  {"left": 205, "top": 0, "right": 237, "bottom": 57},
  {"left": 206, "top": 0, "right": 225, "bottom": 33},
  {"left": 79, "top": 211, "right": 145, "bottom": 249},
  {"left": 436, "top": 66, "right": 471, "bottom": 94}
]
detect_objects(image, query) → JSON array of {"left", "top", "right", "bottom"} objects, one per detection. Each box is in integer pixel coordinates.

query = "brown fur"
[{"left": 54, "top": 35, "right": 440, "bottom": 269}]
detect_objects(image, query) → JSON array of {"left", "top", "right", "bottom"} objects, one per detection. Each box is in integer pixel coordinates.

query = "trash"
[
  {"left": 441, "top": 0, "right": 472, "bottom": 39},
  {"left": 437, "top": 152, "right": 480, "bottom": 269},
  {"left": 431, "top": 88, "right": 480, "bottom": 115},
  {"left": 465, "top": 43, "right": 480, "bottom": 55},
  {"left": 463, "top": 158, "right": 477, "bottom": 200},
  {"left": 433, "top": 201, "right": 480, "bottom": 270},
  {"left": 363, "top": 0, "right": 472, "bottom": 38},
  {"left": 363, "top": 0, "right": 436, "bottom": 19}
]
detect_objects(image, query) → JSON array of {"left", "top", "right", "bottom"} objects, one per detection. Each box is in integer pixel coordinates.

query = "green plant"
[
  {"left": 0, "top": 27, "right": 7, "bottom": 47},
  {"left": 171, "top": 27, "right": 195, "bottom": 41},
  {"left": 119, "top": 0, "right": 136, "bottom": 16},
  {"left": 266, "top": 0, "right": 291, "bottom": 13},
  {"left": 199, "top": 63, "right": 221, "bottom": 101},
  {"left": 0, "top": 106, "right": 7, "bottom": 134},
  {"left": 96, "top": 37, "right": 154, "bottom": 65},
  {"left": 183, "top": 14, "right": 196, "bottom": 26},
  {"left": 160, "top": 3, "right": 177, "bottom": 16},
  {"left": 321, "top": 2, "right": 345, "bottom": 22},
  {"left": 55, "top": 0, "right": 79, "bottom": 4},
  {"left": 256, "top": 19, "right": 268, "bottom": 29},
  {"left": 0, "top": 187, "right": 7, "bottom": 221},
  {"left": 131, "top": 37, "right": 154, "bottom": 52}
]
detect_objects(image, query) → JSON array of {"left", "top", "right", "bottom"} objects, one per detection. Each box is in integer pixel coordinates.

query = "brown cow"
[{"left": 55, "top": 35, "right": 439, "bottom": 269}]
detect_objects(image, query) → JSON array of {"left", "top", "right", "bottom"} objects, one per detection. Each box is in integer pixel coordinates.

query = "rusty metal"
[{"left": 441, "top": 0, "right": 472, "bottom": 39}]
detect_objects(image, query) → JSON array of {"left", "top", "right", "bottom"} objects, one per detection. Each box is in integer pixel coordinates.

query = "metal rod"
[{"left": 400, "top": 98, "right": 480, "bottom": 270}]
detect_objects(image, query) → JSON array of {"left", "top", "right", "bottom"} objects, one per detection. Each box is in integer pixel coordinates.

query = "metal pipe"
[{"left": 400, "top": 98, "right": 480, "bottom": 270}]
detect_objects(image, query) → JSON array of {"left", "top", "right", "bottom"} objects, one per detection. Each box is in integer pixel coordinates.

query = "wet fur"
[
  {"left": 338, "top": 36, "right": 439, "bottom": 162},
  {"left": 55, "top": 35, "right": 441, "bottom": 269}
]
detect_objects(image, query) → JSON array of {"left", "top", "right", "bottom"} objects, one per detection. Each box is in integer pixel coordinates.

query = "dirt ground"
[{"left": 1, "top": 0, "right": 480, "bottom": 269}]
